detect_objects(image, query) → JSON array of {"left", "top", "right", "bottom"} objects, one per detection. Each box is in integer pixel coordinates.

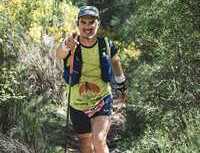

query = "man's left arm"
[{"left": 111, "top": 54, "right": 128, "bottom": 103}]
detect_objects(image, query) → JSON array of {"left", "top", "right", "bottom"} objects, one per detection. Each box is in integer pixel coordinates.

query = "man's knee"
[
  {"left": 93, "top": 132, "right": 106, "bottom": 145},
  {"left": 79, "top": 133, "right": 93, "bottom": 152},
  {"left": 79, "top": 133, "right": 92, "bottom": 144}
]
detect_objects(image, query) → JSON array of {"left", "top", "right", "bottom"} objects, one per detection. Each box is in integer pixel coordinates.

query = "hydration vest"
[{"left": 63, "top": 37, "right": 113, "bottom": 86}]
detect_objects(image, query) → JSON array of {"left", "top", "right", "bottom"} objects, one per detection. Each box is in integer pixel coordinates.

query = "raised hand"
[{"left": 63, "top": 32, "right": 79, "bottom": 51}]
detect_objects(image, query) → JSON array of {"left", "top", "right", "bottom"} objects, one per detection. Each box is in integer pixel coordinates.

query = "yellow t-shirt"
[{"left": 69, "top": 42, "right": 111, "bottom": 110}]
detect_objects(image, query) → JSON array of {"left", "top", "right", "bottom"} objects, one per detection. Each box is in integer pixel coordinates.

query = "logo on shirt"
[{"left": 79, "top": 82, "right": 100, "bottom": 97}]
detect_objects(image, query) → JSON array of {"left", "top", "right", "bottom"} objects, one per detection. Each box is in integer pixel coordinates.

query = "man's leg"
[
  {"left": 91, "top": 116, "right": 111, "bottom": 153},
  {"left": 70, "top": 107, "right": 94, "bottom": 153},
  {"left": 79, "top": 133, "right": 94, "bottom": 153}
]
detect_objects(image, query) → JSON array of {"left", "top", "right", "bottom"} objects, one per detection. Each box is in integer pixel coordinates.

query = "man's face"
[{"left": 78, "top": 16, "right": 99, "bottom": 39}]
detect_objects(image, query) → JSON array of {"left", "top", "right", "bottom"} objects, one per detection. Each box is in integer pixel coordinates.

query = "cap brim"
[{"left": 79, "top": 10, "right": 99, "bottom": 17}]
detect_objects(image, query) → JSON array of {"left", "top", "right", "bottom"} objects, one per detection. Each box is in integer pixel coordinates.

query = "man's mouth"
[{"left": 84, "top": 29, "right": 93, "bottom": 35}]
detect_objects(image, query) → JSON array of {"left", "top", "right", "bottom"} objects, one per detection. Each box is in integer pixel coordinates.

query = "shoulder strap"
[
  {"left": 97, "top": 36, "right": 111, "bottom": 58},
  {"left": 63, "top": 52, "right": 70, "bottom": 68},
  {"left": 63, "top": 44, "right": 81, "bottom": 68},
  {"left": 104, "top": 37, "right": 111, "bottom": 58}
]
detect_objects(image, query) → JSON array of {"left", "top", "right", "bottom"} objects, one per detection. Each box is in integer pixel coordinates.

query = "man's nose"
[
  {"left": 86, "top": 23, "right": 91, "bottom": 27},
  {"left": 85, "top": 22, "right": 94, "bottom": 27}
]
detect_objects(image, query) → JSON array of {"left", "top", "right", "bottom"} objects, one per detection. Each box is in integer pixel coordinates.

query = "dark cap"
[{"left": 78, "top": 6, "right": 99, "bottom": 19}]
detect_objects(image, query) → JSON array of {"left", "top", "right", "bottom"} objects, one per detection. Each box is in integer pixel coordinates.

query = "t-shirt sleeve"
[{"left": 109, "top": 40, "right": 118, "bottom": 58}]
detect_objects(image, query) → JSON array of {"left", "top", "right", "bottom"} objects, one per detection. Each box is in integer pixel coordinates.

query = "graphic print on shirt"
[{"left": 79, "top": 81, "right": 100, "bottom": 97}]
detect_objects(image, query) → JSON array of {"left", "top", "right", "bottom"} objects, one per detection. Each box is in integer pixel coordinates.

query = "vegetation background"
[{"left": 0, "top": 0, "right": 199, "bottom": 153}]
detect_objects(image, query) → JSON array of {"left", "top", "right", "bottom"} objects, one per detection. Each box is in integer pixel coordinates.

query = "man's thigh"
[
  {"left": 70, "top": 95, "right": 113, "bottom": 134},
  {"left": 70, "top": 106, "right": 91, "bottom": 134},
  {"left": 91, "top": 115, "right": 111, "bottom": 139}
]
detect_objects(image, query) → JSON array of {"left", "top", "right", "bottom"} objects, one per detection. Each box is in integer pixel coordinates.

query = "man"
[{"left": 56, "top": 6, "right": 127, "bottom": 153}]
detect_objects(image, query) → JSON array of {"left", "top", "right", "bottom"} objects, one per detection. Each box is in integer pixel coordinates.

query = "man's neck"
[{"left": 79, "top": 36, "right": 97, "bottom": 47}]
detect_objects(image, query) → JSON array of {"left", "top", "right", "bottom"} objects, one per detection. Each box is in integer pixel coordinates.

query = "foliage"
[
  {"left": 0, "top": 0, "right": 77, "bottom": 152},
  {"left": 0, "top": 132, "right": 31, "bottom": 153},
  {"left": 112, "top": 0, "right": 200, "bottom": 152}
]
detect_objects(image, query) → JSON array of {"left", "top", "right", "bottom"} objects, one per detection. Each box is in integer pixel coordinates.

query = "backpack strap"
[
  {"left": 63, "top": 43, "right": 82, "bottom": 85},
  {"left": 63, "top": 43, "right": 81, "bottom": 68},
  {"left": 104, "top": 37, "right": 111, "bottom": 58},
  {"left": 97, "top": 36, "right": 113, "bottom": 82},
  {"left": 63, "top": 52, "right": 71, "bottom": 68},
  {"left": 97, "top": 36, "right": 111, "bottom": 58}
]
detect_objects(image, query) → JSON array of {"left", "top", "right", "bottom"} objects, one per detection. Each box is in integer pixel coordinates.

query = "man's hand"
[
  {"left": 56, "top": 32, "right": 79, "bottom": 59},
  {"left": 112, "top": 79, "right": 127, "bottom": 113},
  {"left": 63, "top": 32, "right": 79, "bottom": 51},
  {"left": 112, "top": 79, "right": 128, "bottom": 103}
]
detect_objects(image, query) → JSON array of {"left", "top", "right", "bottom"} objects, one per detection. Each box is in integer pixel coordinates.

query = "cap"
[{"left": 78, "top": 6, "right": 99, "bottom": 19}]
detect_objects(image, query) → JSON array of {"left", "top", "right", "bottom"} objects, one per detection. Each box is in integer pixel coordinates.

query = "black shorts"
[{"left": 69, "top": 95, "right": 113, "bottom": 134}]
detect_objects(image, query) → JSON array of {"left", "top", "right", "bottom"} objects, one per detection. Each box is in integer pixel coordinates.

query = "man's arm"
[
  {"left": 111, "top": 53, "right": 128, "bottom": 103},
  {"left": 56, "top": 43, "right": 69, "bottom": 59},
  {"left": 111, "top": 54, "right": 125, "bottom": 82}
]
